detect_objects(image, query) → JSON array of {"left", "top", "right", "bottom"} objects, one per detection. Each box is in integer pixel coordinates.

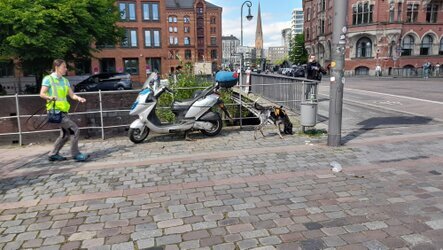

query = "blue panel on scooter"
[
  {"left": 139, "top": 89, "right": 151, "bottom": 95},
  {"left": 215, "top": 71, "right": 238, "bottom": 88},
  {"left": 130, "top": 101, "right": 139, "bottom": 110}
]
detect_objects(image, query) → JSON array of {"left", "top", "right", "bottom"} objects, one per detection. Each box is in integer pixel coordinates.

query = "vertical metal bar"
[
  {"left": 15, "top": 94, "right": 23, "bottom": 146},
  {"left": 99, "top": 90, "right": 105, "bottom": 140}
]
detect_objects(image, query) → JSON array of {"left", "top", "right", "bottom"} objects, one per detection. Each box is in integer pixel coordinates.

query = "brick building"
[
  {"left": 303, "top": 0, "right": 443, "bottom": 76},
  {"left": 91, "top": 0, "right": 222, "bottom": 85}
]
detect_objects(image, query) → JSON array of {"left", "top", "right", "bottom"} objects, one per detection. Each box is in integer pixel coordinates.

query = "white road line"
[{"left": 344, "top": 88, "right": 443, "bottom": 105}]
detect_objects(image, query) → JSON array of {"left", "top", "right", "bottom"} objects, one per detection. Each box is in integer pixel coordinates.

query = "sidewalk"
[{"left": 0, "top": 124, "right": 443, "bottom": 249}]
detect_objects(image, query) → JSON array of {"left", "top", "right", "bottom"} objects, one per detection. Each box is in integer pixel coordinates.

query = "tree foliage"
[
  {"left": 289, "top": 33, "right": 308, "bottom": 65},
  {"left": 0, "top": 0, "right": 124, "bottom": 90}
]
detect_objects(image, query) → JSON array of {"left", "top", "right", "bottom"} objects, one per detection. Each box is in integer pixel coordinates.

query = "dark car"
[
  {"left": 291, "top": 65, "right": 306, "bottom": 77},
  {"left": 74, "top": 73, "right": 132, "bottom": 92}
]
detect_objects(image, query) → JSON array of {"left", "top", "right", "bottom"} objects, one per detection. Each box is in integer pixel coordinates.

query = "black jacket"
[{"left": 306, "top": 61, "right": 326, "bottom": 80}]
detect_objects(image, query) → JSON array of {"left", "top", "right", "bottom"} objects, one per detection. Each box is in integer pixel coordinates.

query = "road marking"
[{"left": 345, "top": 88, "right": 443, "bottom": 105}]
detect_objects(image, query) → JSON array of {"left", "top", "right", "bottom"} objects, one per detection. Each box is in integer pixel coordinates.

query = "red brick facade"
[
  {"left": 303, "top": 0, "right": 443, "bottom": 76},
  {"left": 91, "top": 0, "right": 222, "bottom": 85}
]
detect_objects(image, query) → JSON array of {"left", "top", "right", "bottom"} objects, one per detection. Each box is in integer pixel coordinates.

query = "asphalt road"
[{"left": 316, "top": 77, "right": 443, "bottom": 132}]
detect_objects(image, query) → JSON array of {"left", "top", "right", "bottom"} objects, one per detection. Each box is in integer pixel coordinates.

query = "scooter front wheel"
[
  {"left": 200, "top": 113, "right": 223, "bottom": 137},
  {"left": 129, "top": 127, "right": 150, "bottom": 143}
]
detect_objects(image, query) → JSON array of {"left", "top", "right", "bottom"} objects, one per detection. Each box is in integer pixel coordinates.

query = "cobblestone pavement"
[{"left": 0, "top": 123, "right": 443, "bottom": 250}]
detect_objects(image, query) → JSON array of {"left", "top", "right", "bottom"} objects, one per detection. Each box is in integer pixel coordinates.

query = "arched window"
[
  {"left": 402, "top": 35, "right": 414, "bottom": 56},
  {"left": 184, "top": 37, "right": 191, "bottom": 45},
  {"left": 355, "top": 66, "right": 369, "bottom": 75},
  {"left": 420, "top": 35, "right": 433, "bottom": 55},
  {"left": 184, "top": 16, "right": 190, "bottom": 23},
  {"left": 356, "top": 37, "right": 372, "bottom": 58},
  {"left": 210, "top": 16, "right": 216, "bottom": 24},
  {"left": 168, "top": 15, "right": 177, "bottom": 23}
]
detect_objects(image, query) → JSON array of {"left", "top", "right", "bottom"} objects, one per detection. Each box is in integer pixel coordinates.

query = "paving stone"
[
  {"left": 322, "top": 235, "right": 347, "bottom": 247},
  {"left": 130, "top": 229, "right": 162, "bottom": 240},
  {"left": 68, "top": 231, "right": 96, "bottom": 241},
  {"left": 43, "top": 236, "right": 65, "bottom": 246},
  {"left": 156, "top": 234, "right": 182, "bottom": 246},
  {"left": 15, "top": 231, "right": 38, "bottom": 241},
  {"left": 363, "top": 221, "right": 388, "bottom": 230},
  {"left": 425, "top": 219, "right": 443, "bottom": 230},
  {"left": 136, "top": 239, "right": 155, "bottom": 249},
  {"left": 236, "top": 239, "right": 258, "bottom": 249},
  {"left": 81, "top": 238, "right": 105, "bottom": 249},
  {"left": 401, "top": 234, "right": 432, "bottom": 246},
  {"left": 213, "top": 242, "right": 236, "bottom": 250},
  {"left": 259, "top": 236, "right": 282, "bottom": 246},
  {"left": 111, "top": 242, "right": 134, "bottom": 250}
]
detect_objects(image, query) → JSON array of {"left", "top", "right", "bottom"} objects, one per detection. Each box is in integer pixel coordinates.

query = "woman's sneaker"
[
  {"left": 74, "top": 153, "right": 89, "bottom": 162},
  {"left": 48, "top": 154, "right": 67, "bottom": 161}
]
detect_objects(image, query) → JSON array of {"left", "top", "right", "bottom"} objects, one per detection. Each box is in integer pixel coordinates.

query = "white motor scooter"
[{"left": 128, "top": 72, "right": 234, "bottom": 143}]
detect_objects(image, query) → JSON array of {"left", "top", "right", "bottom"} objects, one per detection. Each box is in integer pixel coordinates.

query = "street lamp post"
[{"left": 240, "top": 1, "right": 253, "bottom": 46}]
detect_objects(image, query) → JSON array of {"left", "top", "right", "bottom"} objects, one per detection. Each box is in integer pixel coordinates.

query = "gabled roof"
[{"left": 165, "top": 0, "right": 221, "bottom": 9}]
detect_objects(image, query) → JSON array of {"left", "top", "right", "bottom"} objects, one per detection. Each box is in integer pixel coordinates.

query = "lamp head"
[{"left": 246, "top": 7, "right": 253, "bottom": 21}]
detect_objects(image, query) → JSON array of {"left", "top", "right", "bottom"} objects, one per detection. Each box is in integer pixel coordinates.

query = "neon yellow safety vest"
[{"left": 45, "top": 76, "right": 71, "bottom": 112}]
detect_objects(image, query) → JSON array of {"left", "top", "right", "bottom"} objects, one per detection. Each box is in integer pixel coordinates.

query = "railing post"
[
  {"left": 15, "top": 94, "right": 23, "bottom": 146},
  {"left": 99, "top": 90, "right": 105, "bottom": 140}
]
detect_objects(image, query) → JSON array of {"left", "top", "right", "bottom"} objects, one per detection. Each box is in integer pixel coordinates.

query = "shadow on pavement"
[{"left": 342, "top": 116, "right": 433, "bottom": 144}]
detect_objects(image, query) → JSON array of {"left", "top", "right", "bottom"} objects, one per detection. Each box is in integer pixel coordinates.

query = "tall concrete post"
[{"left": 327, "top": 0, "right": 348, "bottom": 146}]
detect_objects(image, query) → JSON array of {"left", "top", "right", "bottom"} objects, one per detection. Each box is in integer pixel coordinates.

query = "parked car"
[
  {"left": 74, "top": 73, "right": 132, "bottom": 92},
  {"left": 291, "top": 65, "right": 306, "bottom": 77}
]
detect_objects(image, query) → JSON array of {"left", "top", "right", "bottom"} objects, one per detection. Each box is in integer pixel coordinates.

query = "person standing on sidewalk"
[
  {"left": 375, "top": 64, "right": 382, "bottom": 77},
  {"left": 39, "top": 59, "right": 89, "bottom": 162},
  {"left": 306, "top": 55, "right": 326, "bottom": 81}
]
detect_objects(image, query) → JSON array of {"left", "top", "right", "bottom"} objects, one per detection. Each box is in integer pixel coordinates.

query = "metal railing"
[{"left": 0, "top": 74, "right": 310, "bottom": 145}]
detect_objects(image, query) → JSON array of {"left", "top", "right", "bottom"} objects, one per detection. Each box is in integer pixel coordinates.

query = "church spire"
[{"left": 255, "top": 2, "right": 263, "bottom": 58}]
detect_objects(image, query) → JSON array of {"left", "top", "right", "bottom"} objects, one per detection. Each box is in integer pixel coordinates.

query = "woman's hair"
[{"left": 52, "top": 59, "right": 66, "bottom": 72}]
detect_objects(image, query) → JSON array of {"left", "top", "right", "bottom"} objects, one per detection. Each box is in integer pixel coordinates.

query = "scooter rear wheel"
[
  {"left": 200, "top": 113, "right": 222, "bottom": 136},
  {"left": 129, "top": 127, "right": 150, "bottom": 143}
]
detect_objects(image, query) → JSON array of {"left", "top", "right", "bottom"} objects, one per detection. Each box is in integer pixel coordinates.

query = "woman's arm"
[
  {"left": 68, "top": 88, "right": 86, "bottom": 103},
  {"left": 40, "top": 86, "right": 56, "bottom": 101}
]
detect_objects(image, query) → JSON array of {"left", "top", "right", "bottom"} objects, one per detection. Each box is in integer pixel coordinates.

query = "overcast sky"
[{"left": 208, "top": 0, "right": 303, "bottom": 48}]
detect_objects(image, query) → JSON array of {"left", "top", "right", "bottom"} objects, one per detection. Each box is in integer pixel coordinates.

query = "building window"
[
  {"left": 210, "top": 27, "right": 216, "bottom": 34},
  {"left": 184, "top": 16, "right": 190, "bottom": 23},
  {"left": 185, "top": 50, "right": 192, "bottom": 60},
  {"left": 210, "top": 16, "right": 216, "bottom": 24},
  {"left": 426, "top": 4, "right": 438, "bottom": 23},
  {"left": 352, "top": 2, "right": 373, "bottom": 25},
  {"left": 100, "top": 58, "right": 116, "bottom": 73},
  {"left": 319, "top": 19, "right": 325, "bottom": 35},
  {"left": 440, "top": 39, "right": 443, "bottom": 55},
  {"left": 406, "top": 3, "right": 418, "bottom": 23},
  {"left": 146, "top": 58, "right": 161, "bottom": 74},
  {"left": 355, "top": 66, "right": 369, "bottom": 75},
  {"left": 122, "top": 29, "right": 138, "bottom": 48},
  {"left": 168, "top": 16, "right": 177, "bottom": 23},
  {"left": 306, "top": 8, "right": 311, "bottom": 21},
  {"left": 389, "top": 3, "right": 395, "bottom": 22},
  {"left": 306, "top": 28, "right": 310, "bottom": 40},
  {"left": 169, "top": 27, "right": 177, "bottom": 33},
  {"left": 320, "top": 0, "right": 326, "bottom": 11},
  {"left": 356, "top": 37, "right": 372, "bottom": 58},
  {"left": 169, "top": 36, "right": 178, "bottom": 45},
  {"left": 402, "top": 35, "right": 414, "bottom": 56},
  {"left": 211, "top": 49, "right": 217, "bottom": 59},
  {"left": 210, "top": 37, "right": 217, "bottom": 46},
  {"left": 119, "top": 2, "right": 136, "bottom": 21},
  {"left": 420, "top": 35, "right": 433, "bottom": 55},
  {"left": 397, "top": 3, "right": 402, "bottom": 22},
  {"left": 184, "top": 27, "right": 190, "bottom": 33},
  {"left": 124, "top": 58, "right": 139, "bottom": 75},
  {"left": 142, "top": 2, "right": 159, "bottom": 21},
  {"left": 0, "top": 60, "right": 14, "bottom": 77},
  {"left": 184, "top": 37, "right": 191, "bottom": 45},
  {"left": 144, "top": 29, "right": 160, "bottom": 48}
]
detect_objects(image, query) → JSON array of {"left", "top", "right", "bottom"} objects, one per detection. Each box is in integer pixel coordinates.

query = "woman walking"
[{"left": 39, "top": 59, "right": 89, "bottom": 162}]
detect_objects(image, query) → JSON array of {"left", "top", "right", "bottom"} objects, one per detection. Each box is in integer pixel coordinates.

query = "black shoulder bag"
[{"left": 47, "top": 100, "right": 63, "bottom": 123}]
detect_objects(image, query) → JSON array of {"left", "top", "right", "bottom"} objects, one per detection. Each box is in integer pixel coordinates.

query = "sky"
[{"left": 208, "top": 0, "right": 303, "bottom": 48}]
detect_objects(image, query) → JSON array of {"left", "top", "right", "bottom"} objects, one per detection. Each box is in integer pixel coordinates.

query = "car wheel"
[{"left": 117, "top": 86, "right": 125, "bottom": 90}]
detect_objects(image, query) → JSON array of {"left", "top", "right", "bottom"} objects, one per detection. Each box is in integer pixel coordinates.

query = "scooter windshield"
[{"left": 143, "top": 72, "right": 158, "bottom": 89}]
